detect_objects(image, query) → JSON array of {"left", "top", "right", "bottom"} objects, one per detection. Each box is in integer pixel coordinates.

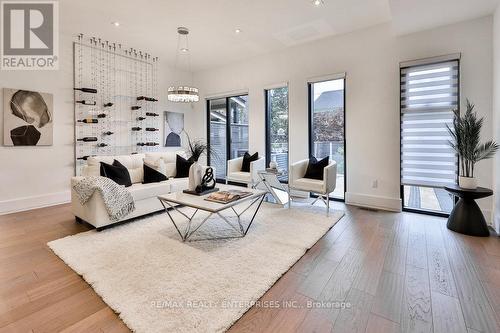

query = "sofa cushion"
[
  {"left": 241, "top": 152, "right": 259, "bottom": 172},
  {"left": 128, "top": 181, "right": 171, "bottom": 201},
  {"left": 304, "top": 156, "right": 329, "bottom": 181},
  {"left": 145, "top": 151, "right": 186, "bottom": 178},
  {"left": 293, "top": 177, "right": 324, "bottom": 193},
  {"left": 145, "top": 151, "right": 186, "bottom": 163},
  {"left": 88, "top": 154, "right": 145, "bottom": 183},
  {"left": 176, "top": 155, "right": 193, "bottom": 178},
  {"left": 143, "top": 164, "right": 168, "bottom": 184},
  {"left": 100, "top": 160, "right": 132, "bottom": 187},
  {"left": 143, "top": 156, "right": 167, "bottom": 175},
  {"left": 227, "top": 171, "right": 251, "bottom": 183}
]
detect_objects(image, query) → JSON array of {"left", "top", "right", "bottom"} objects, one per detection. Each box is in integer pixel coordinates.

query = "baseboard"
[
  {"left": 345, "top": 192, "right": 402, "bottom": 212},
  {"left": 0, "top": 191, "right": 71, "bottom": 215},
  {"left": 482, "top": 208, "right": 493, "bottom": 226}
]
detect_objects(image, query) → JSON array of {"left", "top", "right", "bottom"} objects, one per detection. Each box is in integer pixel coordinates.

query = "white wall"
[
  {"left": 0, "top": 30, "right": 191, "bottom": 214},
  {"left": 192, "top": 17, "right": 494, "bottom": 217},
  {"left": 493, "top": 6, "right": 500, "bottom": 233}
]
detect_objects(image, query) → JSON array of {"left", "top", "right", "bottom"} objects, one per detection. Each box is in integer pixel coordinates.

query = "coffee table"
[{"left": 158, "top": 185, "right": 266, "bottom": 241}]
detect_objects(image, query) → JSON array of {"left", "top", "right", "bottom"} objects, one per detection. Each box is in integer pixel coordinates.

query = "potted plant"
[
  {"left": 185, "top": 134, "right": 209, "bottom": 163},
  {"left": 447, "top": 100, "right": 499, "bottom": 189},
  {"left": 184, "top": 134, "right": 218, "bottom": 192}
]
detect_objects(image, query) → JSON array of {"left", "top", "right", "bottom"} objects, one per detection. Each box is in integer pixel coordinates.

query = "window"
[
  {"left": 265, "top": 86, "right": 289, "bottom": 182},
  {"left": 308, "top": 78, "right": 346, "bottom": 200},
  {"left": 400, "top": 59, "right": 459, "bottom": 215},
  {"left": 208, "top": 98, "right": 227, "bottom": 180},
  {"left": 207, "top": 95, "right": 249, "bottom": 181}
]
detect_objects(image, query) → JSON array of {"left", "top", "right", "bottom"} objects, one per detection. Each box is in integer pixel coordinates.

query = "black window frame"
[
  {"left": 265, "top": 86, "right": 289, "bottom": 183},
  {"left": 399, "top": 59, "right": 460, "bottom": 217},
  {"left": 307, "top": 78, "right": 347, "bottom": 202},
  {"left": 206, "top": 94, "right": 249, "bottom": 183}
]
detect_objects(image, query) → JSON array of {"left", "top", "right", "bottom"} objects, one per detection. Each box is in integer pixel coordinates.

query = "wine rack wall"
[{"left": 74, "top": 34, "right": 161, "bottom": 176}]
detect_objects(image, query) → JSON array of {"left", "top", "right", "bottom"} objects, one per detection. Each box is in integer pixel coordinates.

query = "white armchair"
[
  {"left": 289, "top": 159, "right": 337, "bottom": 215},
  {"left": 226, "top": 156, "right": 266, "bottom": 187}
]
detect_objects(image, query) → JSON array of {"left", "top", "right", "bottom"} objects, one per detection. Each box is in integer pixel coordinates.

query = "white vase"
[
  {"left": 459, "top": 176, "right": 477, "bottom": 189},
  {"left": 188, "top": 162, "right": 203, "bottom": 191}
]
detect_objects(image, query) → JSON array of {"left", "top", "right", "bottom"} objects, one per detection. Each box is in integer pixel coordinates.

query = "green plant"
[
  {"left": 447, "top": 99, "right": 499, "bottom": 178},
  {"left": 185, "top": 133, "right": 217, "bottom": 163}
]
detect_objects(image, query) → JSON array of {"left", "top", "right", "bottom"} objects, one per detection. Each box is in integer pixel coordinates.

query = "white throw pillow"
[
  {"left": 128, "top": 168, "right": 144, "bottom": 184},
  {"left": 165, "top": 163, "right": 177, "bottom": 178},
  {"left": 143, "top": 157, "right": 168, "bottom": 177}
]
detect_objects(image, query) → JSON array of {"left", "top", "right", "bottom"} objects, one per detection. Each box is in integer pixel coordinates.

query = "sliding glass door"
[
  {"left": 208, "top": 98, "right": 227, "bottom": 180},
  {"left": 308, "top": 78, "right": 346, "bottom": 200},
  {"left": 207, "top": 95, "right": 249, "bottom": 181},
  {"left": 265, "top": 87, "right": 289, "bottom": 182}
]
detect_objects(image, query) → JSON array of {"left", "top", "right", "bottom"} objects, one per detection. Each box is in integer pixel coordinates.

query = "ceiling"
[
  {"left": 389, "top": 0, "right": 500, "bottom": 35},
  {"left": 61, "top": 0, "right": 499, "bottom": 72}
]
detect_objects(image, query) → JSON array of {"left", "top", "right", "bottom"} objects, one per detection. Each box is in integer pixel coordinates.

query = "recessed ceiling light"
[
  {"left": 112, "top": 21, "right": 120, "bottom": 27},
  {"left": 312, "top": 0, "right": 324, "bottom": 7},
  {"left": 180, "top": 47, "right": 189, "bottom": 52},
  {"left": 235, "top": 28, "right": 242, "bottom": 34}
]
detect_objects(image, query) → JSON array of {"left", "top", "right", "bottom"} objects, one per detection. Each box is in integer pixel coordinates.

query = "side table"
[
  {"left": 444, "top": 185, "right": 493, "bottom": 237},
  {"left": 255, "top": 170, "right": 289, "bottom": 206}
]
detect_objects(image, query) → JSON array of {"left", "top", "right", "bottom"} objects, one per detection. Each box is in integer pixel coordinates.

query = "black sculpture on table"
[{"left": 195, "top": 167, "right": 216, "bottom": 194}]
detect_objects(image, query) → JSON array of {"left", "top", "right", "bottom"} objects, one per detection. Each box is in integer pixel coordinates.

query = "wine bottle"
[
  {"left": 104, "top": 102, "right": 114, "bottom": 107},
  {"left": 76, "top": 100, "right": 96, "bottom": 106},
  {"left": 77, "top": 118, "right": 98, "bottom": 123},
  {"left": 74, "top": 87, "right": 97, "bottom": 94},
  {"left": 145, "top": 97, "right": 158, "bottom": 102},
  {"left": 136, "top": 96, "right": 146, "bottom": 101},
  {"left": 97, "top": 143, "right": 108, "bottom": 147},
  {"left": 77, "top": 137, "right": 98, "bottom": 142},
  {"left": 146, "top": 112, "right": 159, "bottom": 117},
  {"left": 77, "top": 155, "right": 90, "bottom": 160},
  {"left": 97, "top": 113, "right": 106, "bottom": 118},
  {"left": 131, "top": 127, "right": 142, "bottom": 131},
  {"left": 145, "top": 128, "right": 159, "bottom": 132},
  {"left": 137, "top": 142, "right": 160, "bottom": 146},
  {"left": 137, "top": 116, "right": 146, "bottom": 121},
  {"left": 103, "top": 131, "right": 114, "bottom": 135},
  {"left": 131, "top": 106, "right": 141, "bottom": 110}
]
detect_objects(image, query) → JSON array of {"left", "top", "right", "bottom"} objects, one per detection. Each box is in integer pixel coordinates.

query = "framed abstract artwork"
[
  {"left": 164, "top": 111, "right": 184, "bottom": 147},
  {"left": 3, "top": 88, "right": 53, "bottom": 146}
]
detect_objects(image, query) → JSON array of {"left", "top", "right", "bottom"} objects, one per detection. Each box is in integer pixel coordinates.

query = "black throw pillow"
[
  {"left": 241, "top": 152, "right": 259, "bottom": 172},
  {"left": 175, "top": 154, "right": 193, "bottom": 178},
  {"left": 303, "top": 156, "right": 329, "bottom": 181},
  {"left": 143, "top": 163, "right": 168, "bottom": 184},
  {"left": 100, "top": 160, "right": 132, "bottom": 187}
]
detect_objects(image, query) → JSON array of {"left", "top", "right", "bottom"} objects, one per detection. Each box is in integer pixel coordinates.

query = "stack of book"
[{"left": 205, "top": 190, "right": 252, "bottom": 204}]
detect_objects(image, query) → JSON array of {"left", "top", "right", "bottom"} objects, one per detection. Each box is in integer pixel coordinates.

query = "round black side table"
[{"left": 444, "top": 185, "right": 493, "bottom": 237}]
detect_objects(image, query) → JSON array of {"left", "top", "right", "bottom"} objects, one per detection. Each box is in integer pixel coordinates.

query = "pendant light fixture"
[{"left": 168, "top": 27, "right": 199, "bottom": 103}]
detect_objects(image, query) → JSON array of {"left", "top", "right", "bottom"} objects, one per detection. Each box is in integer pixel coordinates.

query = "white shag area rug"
[{"left": 48, "top": 203, "right": 344, "bottom": 333}]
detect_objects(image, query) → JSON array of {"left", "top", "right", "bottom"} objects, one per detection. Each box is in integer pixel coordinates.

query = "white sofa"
[
  {"left": 71, "top": 151, "right": 192, "bottom": 230},
  {"left": 226, "top": 156, "right": 265, "bottom": 187},
  {"left": 289, "top": 159, "right": 337, "bottom": 214}
]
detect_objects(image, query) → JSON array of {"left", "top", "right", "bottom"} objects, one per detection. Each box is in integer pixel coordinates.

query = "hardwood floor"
[{"left": 1, "top": 202, "right": 500, "bottom": 332}]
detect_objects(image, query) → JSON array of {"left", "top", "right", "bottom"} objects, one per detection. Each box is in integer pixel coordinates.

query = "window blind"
[{"left": 400, "top": 60, "right": 459, "bottom": 188}]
